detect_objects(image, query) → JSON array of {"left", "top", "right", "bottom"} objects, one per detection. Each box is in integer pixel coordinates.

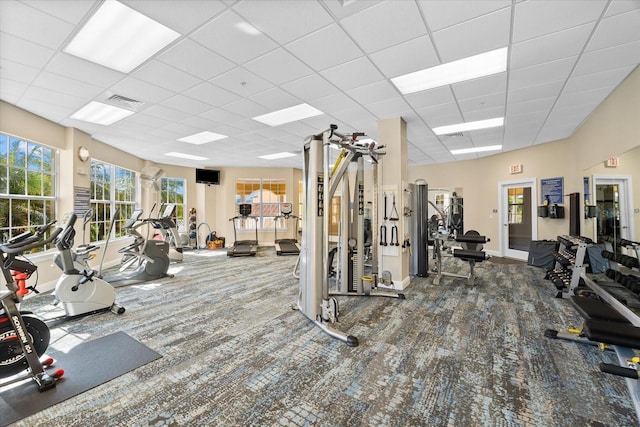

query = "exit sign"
[
  {"left": 509, "top": 164, "right": 523, "bottom": 174},
  {"left": 605, "top": 157, "right": 619, "bottom": 167}
]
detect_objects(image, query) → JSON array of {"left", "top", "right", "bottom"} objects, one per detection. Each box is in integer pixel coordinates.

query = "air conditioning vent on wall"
[{"left": 106, "top": 94, "right": 144, "bottom": 110}]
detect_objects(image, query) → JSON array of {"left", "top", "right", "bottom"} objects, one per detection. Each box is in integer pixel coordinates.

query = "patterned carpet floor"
[{"left": 11, "top": 247, "right": 637, "bottom": 426}]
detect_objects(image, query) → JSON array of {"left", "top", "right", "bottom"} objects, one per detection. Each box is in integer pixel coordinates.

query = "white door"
[
  {"left": 499, "top": 179, "right": 538, "bottom": 260},
  {"left": 593, "top": 175, "right": 634, "bottom": 242}
]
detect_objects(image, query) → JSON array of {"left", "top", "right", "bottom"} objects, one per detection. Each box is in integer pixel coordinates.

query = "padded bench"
[
  {"left": 583, "top": 318, "right": 640, "bottom": 349},
  {"left": 571, "top": 296, "right": 630, "bottom": 324}
]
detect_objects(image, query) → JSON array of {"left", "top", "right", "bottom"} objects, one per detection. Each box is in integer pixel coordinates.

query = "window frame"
[
  {"left": 160, "top": 177, "right": 187, "bottom": 232},
  {"left": 89, "top": 159, "right": 137, "bottom": 242},
  {"left": 235, "top": 178, "right": 287, "bottom": 231},
  {"left": 0, "top": 132, "right": 57, "bottom": 251}
]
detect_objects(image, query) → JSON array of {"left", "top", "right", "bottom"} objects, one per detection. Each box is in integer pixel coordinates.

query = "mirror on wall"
[{"left": 583, "top": 145, "right": 639, "bottom": 244}]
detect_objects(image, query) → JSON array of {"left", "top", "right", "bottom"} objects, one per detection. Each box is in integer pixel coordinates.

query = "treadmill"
[
  {"left": 227, "top": 203, "right": 258, "bottom": 257},
  {"left": 274, "top": 203, "right": 300, "bottom": 256}
]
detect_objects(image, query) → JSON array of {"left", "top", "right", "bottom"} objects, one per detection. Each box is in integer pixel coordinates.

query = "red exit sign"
[{"left": 605, "top": 157, "right": 619, "bottom": 167}]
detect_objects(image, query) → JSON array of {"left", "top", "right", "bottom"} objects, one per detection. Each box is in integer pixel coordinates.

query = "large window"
[
  {"left": 235, "top": 179, "right": 286, "bottom": 230},
  {"left": 90, "top": 160, "right": 136, "bottom": 242},
  {"left": 160, "top": 177, "right": 186, "bottom": 231},
  {"left": 0, "top": 133, "right": 56, "bottom": 251}
]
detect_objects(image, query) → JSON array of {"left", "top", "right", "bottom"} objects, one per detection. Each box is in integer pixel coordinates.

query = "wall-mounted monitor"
[{"left": 195, "top": 168, "right": 220, "bottom": 185}]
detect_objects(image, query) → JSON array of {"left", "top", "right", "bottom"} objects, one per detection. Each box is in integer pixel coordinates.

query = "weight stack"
[{"left": 411, "top": 180, "right": 429, "bottom": 277}]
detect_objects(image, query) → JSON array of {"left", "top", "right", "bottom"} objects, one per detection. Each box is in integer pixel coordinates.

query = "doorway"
[
  {"left": 499, "top": 179, "right": 537, "bottom": 260},
  {"left": 593, "top": 175, "right": 633, "bottom": 246}
]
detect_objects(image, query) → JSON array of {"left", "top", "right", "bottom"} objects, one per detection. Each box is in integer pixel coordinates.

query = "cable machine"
[{"left": 297, "top": 125, "right": 404, "bottom": 347}]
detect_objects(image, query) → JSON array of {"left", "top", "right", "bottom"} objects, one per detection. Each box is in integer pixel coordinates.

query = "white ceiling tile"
[
  {"left": 1, "top": 1, "right": 76, "bottom": 49},
  {"left": 432, "top": 8, "right": 511, "bottom": 62},
  {"left": 244, "top": 49, "right": 313, "bottom": 86},
  {"left": 0, "top": 79, "right": 27, "bottom": 103},
  {"left": 22, "top": 86, "right": 85, "bottom": 110},
  {"left": 507, "top": 97, "right": 555, "bottom": 116},
  {"left": 0, "top": 33, "right": 56, "bottom": 69},
  {"left": 587, "top": 9, "right": 640, "bottom": 52},
  {"left": 320, "top": 57, "right": 383, "bottom": 91},
  {"left": 249, "top": 88, "right": 302, "bottom": 111},
  {"left": 405, "top": 87, "right": 456, "bottom": 109},
  {"left": 183, "top": 82, "right": 241, "bottom": 108},
  {"left": 190, "top": 10, "right": 278, "bottom": 64},
  {"left": 604, "top": 0, "right": 640, "bottom": 17},
  {"left": 366, "top": 97, "right": 413, "bottom": 120},
  {"left": 510, "top": 23, "right": 595, "bottom": 70},
  {"left": 20, "top": 0, "right": 99, "bottom": 24},
  {"left": 0, "top": 59, "right": 40, "bottom": 84},
  {"left": 463, "top": 106, "right": 505, "bottom": 122},
  {"left": 109, "top": 77, "right": 175, "bottom": 104},
  {"left": 513, "top": 0, "right": 607, "bottom": 42},
  {"left": 452, "top": 73, "right": 507, "bottom": 100},
  {"left": 345, "top": 80, "right": 398, "bottom": 105},
  {"left": 157, "top": 39, "right": 235, "bottom": 81},
  {"left": 285, "top": 24, "right": 363, "bottom": 71},
  {"left": 508, "top": 56, "right": 577, "bottom": 91},
  {"left": 142, "top": 104, "right": 192, "bottom": 122},
  {"left": 419, "top": 0, "right": 511, "bottom": 32},
  {"left": 161, "top": 94, "right": 214, "bottom": 116},
  {"left": 563, "top": 66, "right": 635, "bottom": 94},
  {"left": 418, "top": 103, "right": 464, "bottom": 128},
  {"left": 122, "top": 113, "right": 169, "bottom": 129},
  {"left": 459, "top": 92, "right": 506, "bottom": 114},
  {"left": 341, "top": 1, "right": 426, "bottom": 53},
  {"left": 312, "top": 92, "right": 361, "bottom": 114},
  {"left": 46, "top": 54, "right": 124, "bottom": 87},
  {"left": 31, "top": 71, "right": 103, "bottom": 100},
  {"left": 573, "top": 40, "right": 640, "bottom": 76},
  {"left": 554, "top": 86, "right": 614, "bottom": 112},
  {"left": 17, "top": 98, "right": 72, "bottom": 123},
  {"left": 209, "top": 67, "right": 274, "bottom": 97},
  {"left": 121, "top": 0, "right": 227, "bottom": 35},
  {"left": 223, "top": 98, "right": 269, "bottom": 118},
  {"left": 332, "top": 107, "right": 377, "bottom": 126},
  {"left": 507, "top": 80, "right": 565, "bottom": 104},
  {"left": 199, "top": 107, "right": 244, "bottom": 125},
  {"left": 320, "top": 0, "right": 379, "bottom": 20},
  {"left": 234, "top": 0, "right": 333, "bottom": 44},
  {"left": 368, "top": 35, "right": 439, "bottom": 79},
  {"left": 133, "top": 61, "right": 202, "bottom": 93},
  {"left": 281, "top": 74, "right": 340, "bottom": 101}
]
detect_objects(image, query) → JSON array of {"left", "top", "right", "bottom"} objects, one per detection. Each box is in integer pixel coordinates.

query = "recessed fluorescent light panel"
[
  {"left": 391, "top": 47, "right": 507, "bottom": 94},
  {"left": 450, "top": 145, "right": 502, "bottom": 155},
  {"left": 178, "top": 131, "right": 227, "bottom": 145},
  {"left": 235, "top": 22, "right": 261, "bottom": 35},
  {"left": 165, "top": 152, "right": 208, "bottom": 161},
  {"left": 64, "top": 0, "right": 180, "bottom": 73},
  {"left": 252, "top": 103, "right": 324, "bottom": 126},
  {"left": 433, "top": 117, "right": 504, "bottom": 135},
  {"left": 258, "top": 152, "right": 297, "bottom": 160},
  {"left": 70, "top": 101, "right": 134, "bottom": 125}
]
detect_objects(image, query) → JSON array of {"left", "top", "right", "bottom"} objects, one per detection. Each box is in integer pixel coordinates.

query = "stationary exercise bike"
[
  {"left": 1, "top": 222, "right": 64, "bottom": 391},
  {"left": 52, "top": 212, "right": 125, "bottom": 317}
]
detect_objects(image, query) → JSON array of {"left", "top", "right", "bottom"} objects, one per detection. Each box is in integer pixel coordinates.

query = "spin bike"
[{"left": 1, "top": 222, "right": 64, "bottom": 391}]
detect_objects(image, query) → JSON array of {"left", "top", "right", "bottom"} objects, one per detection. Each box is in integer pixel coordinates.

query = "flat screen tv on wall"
[{"left": 195, "top": 168, "right": 220, "bottom": 185}]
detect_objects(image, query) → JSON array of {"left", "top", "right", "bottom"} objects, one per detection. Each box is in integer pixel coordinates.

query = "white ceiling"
[{"left": 1, "top": 0, "right": 639, "bottom": 169}]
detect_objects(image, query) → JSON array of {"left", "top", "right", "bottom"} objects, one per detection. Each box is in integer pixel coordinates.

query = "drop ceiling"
[{"left": 1, "top": 0, "right": 639, "bottom": 169}]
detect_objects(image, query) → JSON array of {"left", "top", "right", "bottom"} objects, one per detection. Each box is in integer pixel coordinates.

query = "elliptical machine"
[
  {"left": 1, "top": 222, "right": 64, "bottom": 391},
  {"left": 101, "top": 207, "right": 173, "bottom": 287},
  {"left": 52, "top": 212, "right": 125, "bottom": 317}
]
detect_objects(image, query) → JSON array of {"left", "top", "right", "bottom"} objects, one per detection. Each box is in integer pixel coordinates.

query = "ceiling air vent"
[
  {"left": 443, "top": 132, "right": 464, "bottom": 138},
  {"left": 106, "top": 94, "right": 144, "bottom": 110}
]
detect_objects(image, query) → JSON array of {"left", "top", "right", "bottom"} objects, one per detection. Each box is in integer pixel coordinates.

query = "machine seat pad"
[
  {"left": 455, "top": 234, "right": 488, "bottom": 244},
  {"left": 571, "top": 296, "right": 630, "bottom": 323},
  {"left": 453, "top": 249, "right": 487, "bottom": 261},
  {"left": 583, "top": 319, "right": 640, "bottom": 348}
]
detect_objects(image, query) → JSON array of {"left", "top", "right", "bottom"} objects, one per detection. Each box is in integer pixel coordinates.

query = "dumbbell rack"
[{"left": 546, "top": 235, "right": 591, "bottom": 299}]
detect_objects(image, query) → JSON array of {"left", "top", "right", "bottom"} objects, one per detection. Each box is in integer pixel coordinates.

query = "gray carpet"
[{"left": 12, "top": 247, "right": 636, "bottom": 426}]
